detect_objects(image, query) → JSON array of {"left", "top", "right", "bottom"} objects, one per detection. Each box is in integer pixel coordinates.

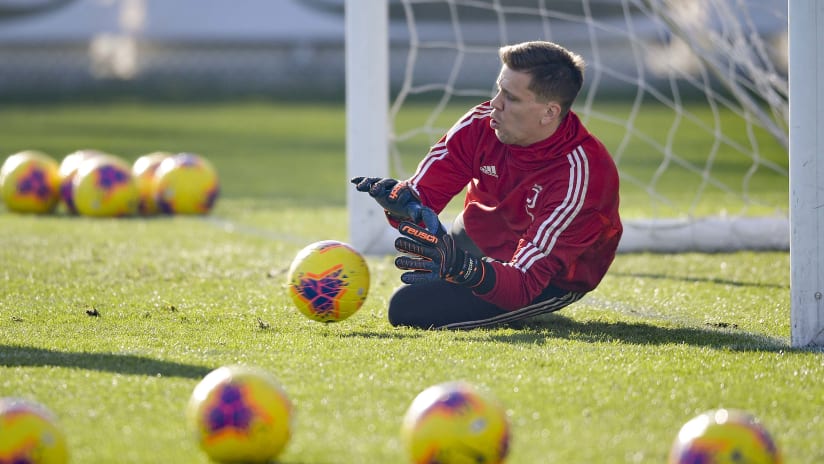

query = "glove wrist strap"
[{"left": 449, "top": 253, "right": 494, "bottom": 294}]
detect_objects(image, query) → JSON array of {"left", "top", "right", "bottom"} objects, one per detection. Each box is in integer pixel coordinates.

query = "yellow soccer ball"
[
  {"left": 132, "top": 151, "right": 172, "bottom": 215},
  {"left": 154, "top": 152, "right": 219, "bottom": 214},
  {"left": 401, "top": 381, "right": 511, "bottom": 464},
  {"left": 72, "top": 155, "right": 139, "bottom": 217},
  {"left": 0, "top": 397, "right": 68, "bottom": 464},
  {"left": 287, "top": 240, "right": 370, "bottom": 322},
  {"left": 0, "top": 150, "right": 60, "bottom": 214},
  {"left": 669, "top": 409, "right": 782, "bottom": 464},
  {"left": 58, "top": 149, "right": 108, "bottom": 214},
  {"left": 187, "top": 366, "right": 294, "bottom": 464}
]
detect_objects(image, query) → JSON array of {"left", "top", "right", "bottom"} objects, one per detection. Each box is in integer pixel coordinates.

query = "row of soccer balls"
[
  {"left": 0, "top": 149, "right": 220, "bottom": 217},
  {"left": 0, "top": 366, "right": 783, "bottom": 463}
]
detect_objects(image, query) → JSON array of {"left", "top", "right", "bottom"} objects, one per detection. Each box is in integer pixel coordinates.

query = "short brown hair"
[{"left": 499, "top": 41, "right": 585, "bottom": 114}]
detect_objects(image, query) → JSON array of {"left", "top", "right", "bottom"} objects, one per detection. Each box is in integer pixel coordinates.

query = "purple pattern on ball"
[
  {"left": 296, "top": 268, "right": 347, "bottom": 314},
  {"left": 206, "top": 384, "right": 253, "bottom": 433},
  {"left": 16, "top": 168, "right": 51, "bottom": 201},
  {"left": 95, "top": 165, "right": 129, "bottom": 191}
]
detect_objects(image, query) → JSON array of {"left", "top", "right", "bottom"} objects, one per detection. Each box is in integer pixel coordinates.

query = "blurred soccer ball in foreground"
[
  {"left": 187, "top": 366, "right": 294, "bottom": 464},
  {"left": 401, "top": 381, "right": 511, "bottom": 464},
  {"left": 287, "top": 240, "right": 370, "bottom": 322},
  {"left": 0, "top": 397, "right": 68, "bottom": 464},
  {"left": 154, "top": 152, "right": 219, "bottom": 214},
  {"left": 72, "top": 155, "right": 139, "bottom": 217},
  {"left": 669, "top": 408, "right": 782, "bottom": 464},
  {"left": 0, "top": 150, "right": 61, "bottom": 214},
  {"left": 58, "top": 149, "right": 108, "bottom": 214},
  {"left": 131, "top": 151, "right": 172, "bottom": 215}
]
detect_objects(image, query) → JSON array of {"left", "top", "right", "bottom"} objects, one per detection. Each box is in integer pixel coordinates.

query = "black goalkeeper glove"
[
  {"left": 394, "top": 221, "right": 495, "bottom": 292},
  {"left": 350, "top": 176, "right": 443, "bottom": 234}
]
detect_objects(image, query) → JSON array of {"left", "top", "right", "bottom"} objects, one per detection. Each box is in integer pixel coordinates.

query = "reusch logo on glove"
[{"left": 400, "top": 224, "right": 438, "bottom": 244}]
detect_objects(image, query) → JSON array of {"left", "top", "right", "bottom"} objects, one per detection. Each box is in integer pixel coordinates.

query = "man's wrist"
[
  {"left": 384, "top": 210, "right": 407, "bottom": 221},
  {"left": 468, "top": 259, "right": 495, "bottom": 294},
  {"left": 449, "top": 253, "right": 495, "bottom": 294}
]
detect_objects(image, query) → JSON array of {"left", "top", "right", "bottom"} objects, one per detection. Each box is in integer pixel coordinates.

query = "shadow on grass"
[
  {"left": 333, "top": 330, "right": 423, "bottom": 340},
  {"left": 0, "top": 345, "right": 212, "bottom": 379},
  {"left": 334, "top": 317, "right": 792, "bottom": 351},
  {"left": 488, "top": 314, "right": 791, "bottom": 351}
]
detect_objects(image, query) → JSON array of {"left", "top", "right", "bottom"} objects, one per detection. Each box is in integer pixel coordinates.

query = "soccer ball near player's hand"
[
  {"left": 287, "top": 240, "right": 370, "bottom": 323},
  {"left": 187, "top": 366, "right": 294, "bottom": 464},
  {"left": 401, "top": 381, "right": 511, "bottom": 464}
]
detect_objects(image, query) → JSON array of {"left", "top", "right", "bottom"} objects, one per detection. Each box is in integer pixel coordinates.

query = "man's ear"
[{"left": 542, "top": 101, "right": 563, "bottom": 125}]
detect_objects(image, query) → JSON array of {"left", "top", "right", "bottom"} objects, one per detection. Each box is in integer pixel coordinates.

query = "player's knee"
[
  {"left": 388, "top": 285, "right": 426, "bottom": 328},
  {"left": 387, "top": 296, "right": 413, "bottom": 327},
  {"left": 387, "top": 307, "right": 411, "bottom": 327}
]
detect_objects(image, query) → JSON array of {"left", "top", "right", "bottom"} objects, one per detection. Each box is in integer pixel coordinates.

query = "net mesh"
[{"left": 389, "top": 0, "right": 788, "bottom": 251}]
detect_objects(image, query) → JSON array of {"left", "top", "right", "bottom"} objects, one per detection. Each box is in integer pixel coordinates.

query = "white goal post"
[
  {"left": 344, "top": 1, "right": 817, "bottom": 347},
  {"left": 345, "top": 0, "right": 392, "bottom": 255},
  {"left": 789, "top": 0, "right": 824, "bottom": 347}
]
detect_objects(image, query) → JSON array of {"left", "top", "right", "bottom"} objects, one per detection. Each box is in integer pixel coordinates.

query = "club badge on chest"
[{"left": 525, "top": 183, "right": 542, "bottom": 222}]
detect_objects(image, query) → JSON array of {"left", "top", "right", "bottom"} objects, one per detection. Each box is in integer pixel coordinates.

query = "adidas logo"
[{"left": 480, "top": 165, "right": 498, "bottom": 177}]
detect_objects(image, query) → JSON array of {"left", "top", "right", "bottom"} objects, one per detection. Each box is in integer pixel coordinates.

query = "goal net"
[{"left": 346, "top": 0, "right": 789, "bottom": 254}]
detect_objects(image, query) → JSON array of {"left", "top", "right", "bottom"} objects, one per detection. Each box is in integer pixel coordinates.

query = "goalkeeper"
[{"left": 352, "top": 40, "right": 622, "bottom": 329}]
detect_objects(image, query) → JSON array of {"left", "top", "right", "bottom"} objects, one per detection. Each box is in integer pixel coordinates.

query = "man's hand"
[
  {"left": 394, "top": 221, "right": 492, "bottom": 290},
  {"left": 350, "top": 176, "right": 442, "bottom": 234}
]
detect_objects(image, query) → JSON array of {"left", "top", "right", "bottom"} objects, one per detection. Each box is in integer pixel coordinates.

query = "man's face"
[{"left": 489, "top": 65, "right": 555, "bottom": 147}]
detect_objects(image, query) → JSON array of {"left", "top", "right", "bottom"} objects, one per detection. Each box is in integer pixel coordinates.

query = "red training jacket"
[{"left": 401, "top": 102, "right": 622, "bottom": 310}]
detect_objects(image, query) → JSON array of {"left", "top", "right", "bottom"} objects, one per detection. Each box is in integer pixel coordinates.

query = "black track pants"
[{"left": 387, "top": 280, "right": 585, "bottom": 330}]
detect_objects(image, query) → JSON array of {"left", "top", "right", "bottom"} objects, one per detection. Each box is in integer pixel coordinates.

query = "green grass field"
[{"left": 1, "top": 101, "right": 818, "bottom": 463}]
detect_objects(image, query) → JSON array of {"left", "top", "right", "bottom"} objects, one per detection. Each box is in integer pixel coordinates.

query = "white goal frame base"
[{"left": 619, "top": 217, "right": 789, "bottom": 253}]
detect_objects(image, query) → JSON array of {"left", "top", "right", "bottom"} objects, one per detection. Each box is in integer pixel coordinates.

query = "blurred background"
[
  {"left": 0, "top": 0, "right": 346, "bottom": 100},
  {"left": 0, "top": 0, "right": 791, "bottom": 253},
  {"left": 0, "top": 0, "right": 788, "bottom": 101}
]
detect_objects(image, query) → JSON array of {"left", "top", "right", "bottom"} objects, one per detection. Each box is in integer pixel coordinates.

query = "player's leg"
[
  {"left": 390, "top": 212, "right": 585, "bottom": 328},
  {"left": 388, "top": 281, "right": 586, "bottom": 329},
  {"left": 449, "top": 210, "right": 484, "bottom": 257},
  {"left": 388, "top": 280, "right": 504, "bottom": 329},
  {"left": 440, "top": 287, "right": 586, "bottom": 330}
]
